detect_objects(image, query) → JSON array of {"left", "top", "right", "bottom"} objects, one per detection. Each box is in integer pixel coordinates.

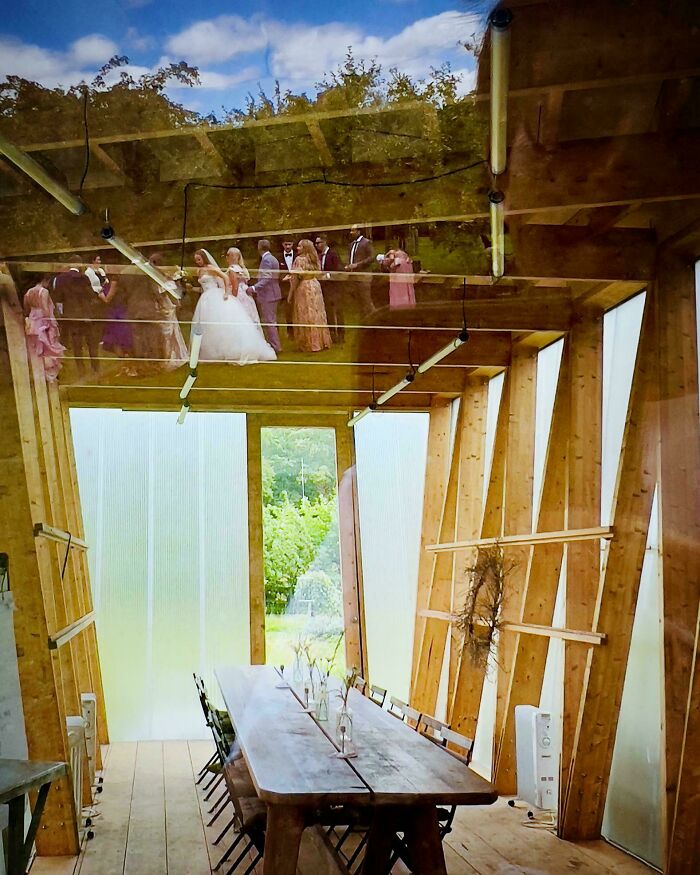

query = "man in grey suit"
[
  {"left": 344, "top": 224, "right": 374, "bottom": 316},
  {"left": 250, "top": 239, "right": 282, "bottom": 353}
]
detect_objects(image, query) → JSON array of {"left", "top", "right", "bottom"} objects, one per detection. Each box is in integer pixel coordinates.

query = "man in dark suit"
[
  {"left": 277, "top": 237, "right": 295, "bottom": 339},
  {"left": 344, "top": 224, "right": 374, "bottom": 316},
  {"left": 315, "top": 233, "right": 344, "bottom": 343},
  {"left": 52, "top": 254, "right": 103, "bottom": 375}
]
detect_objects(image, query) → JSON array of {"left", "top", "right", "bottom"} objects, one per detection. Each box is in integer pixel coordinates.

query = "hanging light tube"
[
  {"left": 189, "top": 324, "right": 204, "bottom": 369},
  {"left": 416, "top": 329, "right": 470, "bottom": 374},
  {"left": 489, "top": 190, "right": 505, "bottom": 279},
  {"left": 101, "top": 226, "right": 182, "bottom": 299},
  {"left": 180, "top": 369, "right": 197, "bottom": 400},
  {"left": 177, "top": 400, "right": 190, "bottom": 425},
  {"left": 490, "top": 8, "right": 513, "bottom": 176},
  {"left": 376, "top": 373, "right": 415, "bottom": 407},
  {"left": 347, "top": 403, "right": 377, "bottom": 429},
  {"left": 0, "top": 133, "right": 87, "bottom": 216}
]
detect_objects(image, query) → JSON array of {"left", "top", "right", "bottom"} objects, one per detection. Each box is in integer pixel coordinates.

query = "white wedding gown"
[{"left": 193, "top": 275, "right": 276, "bottom": 363}]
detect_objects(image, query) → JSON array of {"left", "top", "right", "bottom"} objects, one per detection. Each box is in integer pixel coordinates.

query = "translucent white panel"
[
  {"left": 354, "top": 412, "right": 429, "bottom": 701},
  {"left": 602, "top": 294, "right": 646, "bottom": 524},
  {"left": 603, "top": 488, "right": 662, "bottom": 868},
  {"left": 483, "top": 372, "right": 505, "bottom": 507},
  {"left": 471, "top": 650, "right": 498, "bottom": 778},
  {"left": 70, "top": 409, "right": 249, "bottom": 741},
  {"left": 533, "top": 340, "right": 564, "bottom": 525},
  {"left": 539, "top": 555, "right": 566, "bottom": 801}
]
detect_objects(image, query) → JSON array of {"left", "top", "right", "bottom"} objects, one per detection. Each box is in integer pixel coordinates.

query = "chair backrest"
[
  {"left": 387, "top": 696, "right": 407, "bottom": 718},
  {"left": 369, "top": 684, "right": 387, "bottom": 707},
  {"left": 441, "top": 727, "right": 474, "bottom": 764},
  {"left": 418, "top": 713, "right": 448, "bottom": 744},
  {"left": 388, "top": 696, "right": 421, "bottom": 728},
  {"left": 354, "top": 675, "right": 367, "bottom": 694}
]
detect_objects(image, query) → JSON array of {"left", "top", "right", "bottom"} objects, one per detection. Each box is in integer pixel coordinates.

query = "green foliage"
[
  {"left": 263, "top": 495, "right": 335, "bottom": 613},
  {"left": 291, "top": 570, "right": 342, "bottom": 617},
  {"left": 261, "top": 427, "right": 336, "bottom": 505}
]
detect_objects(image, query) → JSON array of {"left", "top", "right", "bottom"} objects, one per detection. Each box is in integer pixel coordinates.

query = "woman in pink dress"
[
  {"left": 285, "top": 239, "right": 332, "bottom": 353},
  {"left": 385, "top": 249, "right": 416, "bottom": 309},
  {"left": 23, "top": 277, "right": 66, "bottom": 381}
]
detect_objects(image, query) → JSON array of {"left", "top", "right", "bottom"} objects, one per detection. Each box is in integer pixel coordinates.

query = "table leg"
[
  {"left": 403, "top": 805, "right": 447, "bottom": 875},
  {"left": 7, "top": 795, "right": 25, "bottom": 875},
  {"left": 262, "top": 804, "right": 305, "bottom": 875},
  {"left": 362, "top": 808, "right": 400, "bottom": 875}
]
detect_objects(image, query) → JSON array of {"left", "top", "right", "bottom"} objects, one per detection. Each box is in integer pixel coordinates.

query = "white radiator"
[
  {"left": 66, "top": 716, "right": 87, "bottom": 816},
  {"left": 81, "top": 693, "right": 97, "bottom": 786},
  {"left": 515, "top": 705, "right": 557, "bottom": 810}
]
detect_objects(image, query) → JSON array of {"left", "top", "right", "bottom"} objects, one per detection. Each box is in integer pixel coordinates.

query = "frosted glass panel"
[
  {"left": 354, "top": 412, "right": 429, "bottom": 700},
  {"left": 603, "top": 489, "right": 662, "bottom": 868},
  {"left": 602, "top": 294, "right": 645, "bottom": 524},
  {"left": 70, "top": 409, "right": 250, "bottom": 741},
  {"left": 533, "top": 340, "right": 563, "bottom": 524}
]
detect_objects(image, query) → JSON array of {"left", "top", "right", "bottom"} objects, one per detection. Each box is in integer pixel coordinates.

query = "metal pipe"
[
  {"left": 490, "top": 8, "right": 513, "bottom": 176},
  {"left": 489, "top": 190, "right": 506, "bottom": 279},
  {"left": 101, "top": 226, "right": 182, "bottom": 299}
]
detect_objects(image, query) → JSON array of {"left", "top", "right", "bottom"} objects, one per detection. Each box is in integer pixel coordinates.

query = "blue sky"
[{"left": 0, "top": 0, "right": 484, "bottom": 115}]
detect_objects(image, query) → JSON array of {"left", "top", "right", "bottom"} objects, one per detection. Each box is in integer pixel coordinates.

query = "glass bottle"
[
  {"left": 335, "top": 704, "right": 354, "bottom": 756},
  {"left": 317, "top": 679, "right": 329, "bottom": 722}
]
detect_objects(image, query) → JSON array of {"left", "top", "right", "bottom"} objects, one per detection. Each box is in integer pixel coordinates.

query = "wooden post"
[
  {"left": 411, "top": 388, "right": 471, "bottom": 714},
  {"left": 448, "top": 378, "right": 489, "bottom": 706},
  {"left": 561, "top": 310, "right": 603, "bottom": 800},
  {"left": 59, "top": 394, "right": 109, "bottom": 749},
  {"left": 495, "top": 346, "right": 537, "bottom": 776},
  {"left": 449, "top": 370, "right": 510, "bottom": 742},
  {"left": 656, "top": 251, "right": 700, "bottom": 871},
  {"left": 560, "top": 292, "right": 659, "bottom": 840},
  {"left": 336, "top": 423, "right": 367, "bottom": 676},
  {"left": 0, "top": 280, "right": 79, "bottom": 855},
  {"left": 411, "top": 398, "right": 452, "bottom": 689},
  {"left": 493, "top": 340, "right": 570, "bottom": 792},
  {"left": 246, "top": 415, "right": 266, "bottom": 665}
]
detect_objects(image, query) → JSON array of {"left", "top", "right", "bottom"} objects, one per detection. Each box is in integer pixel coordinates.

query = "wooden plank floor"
[{"left": 31, "top": 741, "right": 654, "bottom": 875}]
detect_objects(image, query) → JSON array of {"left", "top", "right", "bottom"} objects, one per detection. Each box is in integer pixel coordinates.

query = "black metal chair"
[{"left": 369, "top": 684, "right": 387, "bottom": 707}]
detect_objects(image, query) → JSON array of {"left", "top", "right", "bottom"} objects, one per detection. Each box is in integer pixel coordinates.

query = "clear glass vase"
[
  {"left": 335, "top": 705, "right": 355, "bottom": 757},
  {"left": 317, "top": 680, "right": 329, "bottom": 722},
  {"left": 292, "top": 654, "right": 304, "bottom": 685}
]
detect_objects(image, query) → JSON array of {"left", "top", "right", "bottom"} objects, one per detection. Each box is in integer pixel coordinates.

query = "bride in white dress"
[{"left": 192, "top": 249, "right": 276, "bottom": 363}]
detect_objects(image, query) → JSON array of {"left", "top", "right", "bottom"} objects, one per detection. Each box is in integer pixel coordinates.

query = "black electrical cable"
[
  {"left": 178, "top": 158, "right": 486, "bottom": 268},
  {"left": 61, "top": 533, "right": 72, "bottom": 581},
  {"left": 78, "top": 87, "right": 90, "bottom": 194}
]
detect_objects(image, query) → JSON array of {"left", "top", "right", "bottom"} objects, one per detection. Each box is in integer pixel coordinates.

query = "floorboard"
[{"left": 29, "top": 742, "right": 655, "bottom": 875}]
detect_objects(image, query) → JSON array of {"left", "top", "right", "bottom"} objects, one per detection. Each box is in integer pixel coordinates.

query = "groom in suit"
[
  {"left": 250, "top": 239, "right": 282, "bottom": 353},
  {"left": 344, "top": 224, "right": 374, "bottom": 316}
]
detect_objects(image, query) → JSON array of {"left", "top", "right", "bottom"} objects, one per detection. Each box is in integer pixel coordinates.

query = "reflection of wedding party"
[{"left": 22, "top": 225, "right": 420, "bottom": 377}]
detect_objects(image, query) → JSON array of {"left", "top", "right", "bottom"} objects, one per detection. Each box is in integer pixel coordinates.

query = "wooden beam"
[
  {"left": 560, "top": 292, "right": 658, "bottom": 840},
  {"left": 192, "top": 130, "right": 229, "bottom": 176},
  {"left": 411, "top": 385, "right": 472, "bottom": 715},
  {"left": 510, "top": 225, "right": 655, "bottom": 283},
  {"left": 449, "top": 370, "right": 510, "bottom": 741},
  {"left": 246, "top": 415, "right": 265, "bottom": 665},
  {"left": 90, "top": 143, "right": 127, "bottom": 181},
  {"left": 33, "top": 522, "right": 88, "bottom": 550},
  {"left": 448, "top": 377, "right": 488, "bottom": 710},
  {"left": 656, "top": 251, "right": 700, "bottom": 869},
  {"left": 561, "top": 309, "right": 603, "bottom": 805},
  {"left": 0, "top": 281, "right": 79, "bottom": 855},
  {"left": 492, "top": 339, "right": 570, "bottom": 791},
  {"left": 495, "top": 345, "right": 537, "bottom": 792},
  {"left": 411, "top": 398, "right": 452, "bottom": 687},
  {"left": 57, "top": 393, "right": 109, "bottom": 749},
  {"left": 306, "top": 120, "right": 334, "bottom": 167},
  {"left": 428, "top": 526, "right": 612, "bottom": 552},
  {"left": 48, "top": 612, "right": 95, "bottom": 650},
  {"left": 418, "top": 611, "right": 605, "bottom": 646}
]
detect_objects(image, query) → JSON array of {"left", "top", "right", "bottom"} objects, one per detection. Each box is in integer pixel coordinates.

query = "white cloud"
[
  {"left": 125, "top": 27, "right": 155, "bottom": 54},
  {"left": 273, "top": 11, "right": 476, "bottom": 82},
  {"left": 69, "top": 34, "right": 118, "bottom": 66},
  {"left": 0, "top": 36, "right": 96, "bottom": 87},
  {"left": 165, "top": 15, "right": 268, "bottom": 65}
]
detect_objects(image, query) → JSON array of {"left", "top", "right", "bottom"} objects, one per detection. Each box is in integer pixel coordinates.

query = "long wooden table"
[{"left": 216, "top": 665, "right": 497, "bottom": 874}]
